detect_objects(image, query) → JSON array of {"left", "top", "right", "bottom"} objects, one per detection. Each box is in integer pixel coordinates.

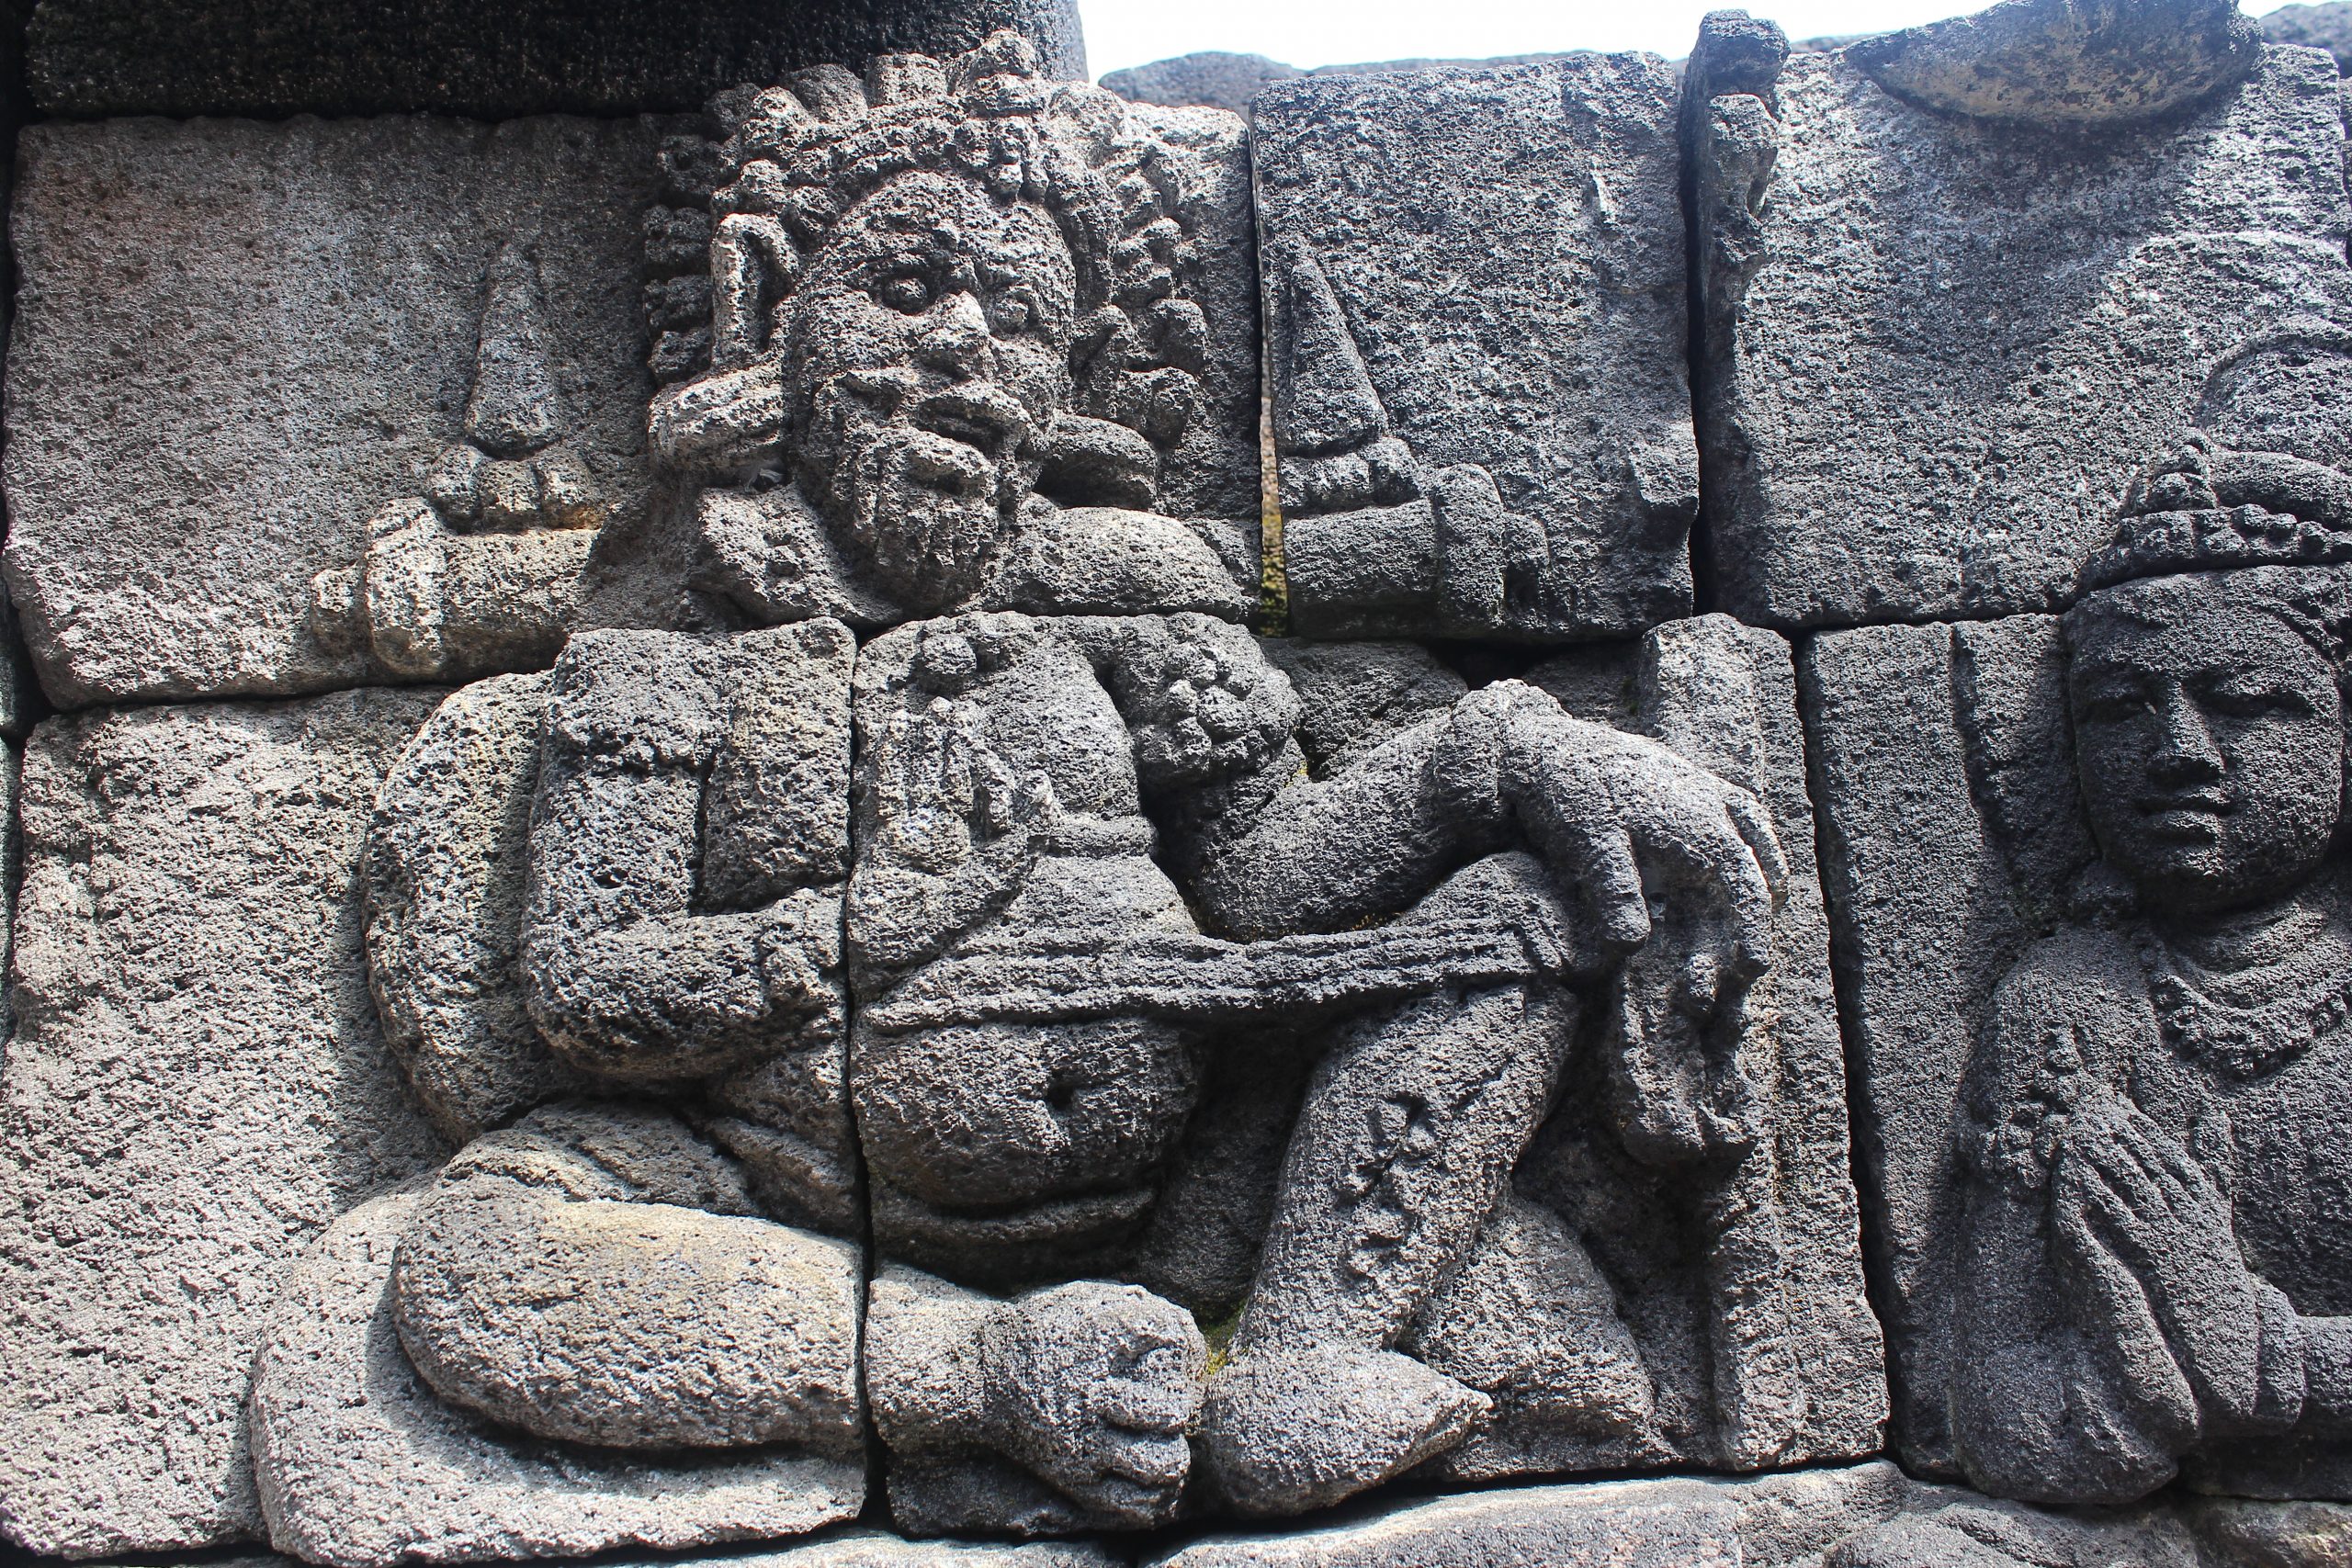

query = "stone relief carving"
[
  {"left": 1254, "top": 55, "right": 1699, "bottom": 643},
  {"left": 310, "top": 239, "right": 611, "bottom": 683},
  {"left": 31, "top": 2, "right": 2352, "bottom": 1563},
  {"left": 640, "top": 31, "right": 1259, "bottom": 633},
  {"left": 1947, "top": 430, "right": 2352, "bottom": 1507}
]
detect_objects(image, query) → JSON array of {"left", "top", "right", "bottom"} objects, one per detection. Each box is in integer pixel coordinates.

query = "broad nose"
[
  {"left": 913, "top": 289, "right": 994, "bottom": 381},
  {"left": 2148, "top": 686, "right": 2224, "bottom": 784}
]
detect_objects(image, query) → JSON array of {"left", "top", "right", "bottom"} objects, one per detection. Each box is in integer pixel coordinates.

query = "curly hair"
[{"left": 641, "top": 30, "right": 1224, "bottom": 467}]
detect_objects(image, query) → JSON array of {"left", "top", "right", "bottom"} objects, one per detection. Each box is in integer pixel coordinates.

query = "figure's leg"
[
  {"left": 1204, "top": 852, "right": 1581, "bottom": 1515},
  {"left": 390, "top": 1102, "right": 864, "bottom": 1456}
]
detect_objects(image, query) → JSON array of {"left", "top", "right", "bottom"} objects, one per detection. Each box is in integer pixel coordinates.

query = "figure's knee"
[
  {"left": 853, "top": 1019, "right": 1200, "bottom": 1213},
  {"left": 390, "top": 1102, "right": 863, "bottom": 1454}
]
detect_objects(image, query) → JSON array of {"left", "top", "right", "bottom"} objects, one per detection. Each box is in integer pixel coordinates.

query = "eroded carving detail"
[
  {"left": 1948, "top": 430, "right": 2352, "bottom": 1506},
  {"left": 643, "top": 33, "right": 1259, "bottom": 631}
]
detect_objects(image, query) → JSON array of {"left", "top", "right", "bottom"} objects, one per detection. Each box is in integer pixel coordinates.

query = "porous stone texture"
[
  {"left": 2, "top": 115, "right": 663, "bottom": 707},
  {"left": 248, "top": 1181, "right": 865, "bottom": 1568},
  {"left": 1146, "top": 1461, "right": 2209, "bottom": 1567},
  {"left": 1100, "top": 51, "right": 1300, "bottom": 113},
  {"left": 643, "top": 45, "right": 1261, "bottom": 634},
  {"left": 26, "top": 0, "right": 1084, "bottom": 117},
  {"left": 2264, "top": 1, "right": 2352, "bottom": 72},
  {"left": 845, "top": 608, "right": 1876, "bottom": 1524},
  {"left": 1690, "top": 23, "right": 2352, "bottom": 628},
  {"left": 1804, "top": 449, "right": 2352, "bottom": 1506},
  {"left": 0, "top": 689, "right": 446, "bottom": 1556},
  {"left": 363, "top": 671, "right": 583, "bottom": 1145},
  {"left": 1801, "top": 616, "right": 2076, "bottom": 1477},
  {"left": 1254, "top": 55, "right": 1694, "bottom": 641}
]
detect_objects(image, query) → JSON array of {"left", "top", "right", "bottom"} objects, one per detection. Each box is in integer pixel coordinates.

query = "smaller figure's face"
[
  {"left": 783, "top": 172, "right": 1078, "bottom": 609},
  {"left": 2070, "top": 585, "right": 2343, "bottom": 917}
]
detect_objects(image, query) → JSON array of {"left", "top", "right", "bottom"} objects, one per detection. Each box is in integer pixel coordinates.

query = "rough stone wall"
[{"left": 4, "top": 2, "right": 2352, "bottom": 1566}]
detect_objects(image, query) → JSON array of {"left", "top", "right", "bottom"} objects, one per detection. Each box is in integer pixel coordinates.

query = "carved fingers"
[
  {"left": 2055, "top": 1097, "right": 2267, "bottom": 1428},
  {"left": 1496, "top": 688, "right": 1785, "bottom": 987},
  {"left": 978, "top": 1280, "right": 1207, "bottom": 1528}
]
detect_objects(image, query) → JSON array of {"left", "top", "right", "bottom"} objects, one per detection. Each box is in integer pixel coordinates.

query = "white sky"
[{"left": 1080, "top": 0, "right": 2307, "bottom": 77}]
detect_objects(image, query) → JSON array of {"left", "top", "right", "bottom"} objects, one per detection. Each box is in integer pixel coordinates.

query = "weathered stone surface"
[
  {"left": 646, "top": 38, "right": 1260, "bottom": 639},
  {"left": 1847, "top": 0, "right": 2262, "bottom": 127},
  {"left": 1254, "top": 55, "right": 1693, "bottom": 641},
  {"left": 659, "top": 1536, "right": 1120, "bottom": 1566},
  {"left": 3, "top": 115, "right": 663, "bottom": 706},
  {"left": 364, "top": 671, "right": 581, "bottom": 1144},
  {"left": 1691, "top": 28, "right": 2352, "bottom": 627},
  {"left": 845, "top": 608, "right": 1873, "bottom": 1527},
  {"left": 867, "top": 1265, "right": 1206, "bottom": 1535},
  {"left": 1801, "top": 614, "right": 2076, "bottom": 1477},
  {"left": 2264, "top": 1, "right": 2352, "bottom": 73},
  {"left": 1806, "top": 423, "right": 2352, "bottom": 1503},
  {"left": 0, "top": 689, "right": 446, "bottom": 1556},
  {"left": 27, "top": 0, "right": 1085, "bottom": 117},
  {"left": 248, "top": 1181, "right": 865, "bottom": 1568},
  {"left": 1148, "top": 1461, "right": 2206, "bottom": 1567},
  {"left": 1100, "top": 51, "right": 1300, "bottom": 113}
]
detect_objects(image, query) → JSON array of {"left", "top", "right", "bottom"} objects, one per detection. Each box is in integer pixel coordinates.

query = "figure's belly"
[{"left": 2231, "top": 1028, "right": 2352, "bottom": 1314}]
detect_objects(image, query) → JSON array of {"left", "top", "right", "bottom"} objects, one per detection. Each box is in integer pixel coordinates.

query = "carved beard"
[{"left": 800, "top": 378, "right": 1035, "bottom": 612}]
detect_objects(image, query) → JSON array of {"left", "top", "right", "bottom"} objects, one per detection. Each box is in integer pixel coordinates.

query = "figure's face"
[
  {"left": 783, "top": 172, "right": 1078, "bottom": 609},
  {"left": 2069, "top": 583, "right": 2343, "bottom": 917}
]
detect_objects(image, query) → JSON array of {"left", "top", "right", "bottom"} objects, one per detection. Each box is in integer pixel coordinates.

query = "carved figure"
[
  {"left": 842, "top": 610, "right": 1792, "bottom": 1522},
  {"left": 1951, "top": 432, "right": 2352, "bottom": 1505},
  {"left": 644, "top": 32, "right": 1257, "bottom": 631},
  {"left": 257, "top": 34, "right": 1828, "bottom": 1555}
]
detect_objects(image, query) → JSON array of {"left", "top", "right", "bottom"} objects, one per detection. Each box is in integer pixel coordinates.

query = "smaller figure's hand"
[
  {"left": 2055, "top": 1095, "right": 2267, "bottom": 1426},
  {"left": 978, "top": 1280, "right": 1206, "bottom": 1528},
  {"left": 1107, "top": 614, "right": 1300, "bottom": 792}
]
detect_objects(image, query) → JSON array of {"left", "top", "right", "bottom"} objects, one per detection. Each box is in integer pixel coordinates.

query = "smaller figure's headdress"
[{"left": 2086, "top": 330, "right": 2352, "bottom": 594}]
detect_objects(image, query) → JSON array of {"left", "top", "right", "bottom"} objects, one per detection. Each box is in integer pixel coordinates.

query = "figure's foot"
[{"left": 1200, "top": 1344, "right": 1489, "bottom": 1517}]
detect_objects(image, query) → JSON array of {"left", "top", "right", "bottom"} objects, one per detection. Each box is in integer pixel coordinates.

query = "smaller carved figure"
[{"left": 1951, "top": 430, "right": 2352, "bottom": 1505}]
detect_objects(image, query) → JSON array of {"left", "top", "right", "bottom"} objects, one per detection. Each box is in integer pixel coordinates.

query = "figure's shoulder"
[
  {"left": 982, "top": 504, "right": 1258, "bottom": 621},
  {"left": 1975, "top": 920, "right": 2150, "bottom": 1077}
]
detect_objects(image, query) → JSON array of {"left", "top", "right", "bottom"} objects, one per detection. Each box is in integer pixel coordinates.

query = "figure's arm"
[
  {"left": 1190, "top": 678, "right": 1782, "bottom": 967},
  {"left": 521, "top": 626, "right": 850, "bottom": 1083},
  {"left": 1947, "top": 969, "right": 2302, "bottom": 1502}
]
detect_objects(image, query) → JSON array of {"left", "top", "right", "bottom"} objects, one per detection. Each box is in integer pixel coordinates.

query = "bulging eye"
[{"left": 876, "top": 271, "right": 935, "bottom": 313}]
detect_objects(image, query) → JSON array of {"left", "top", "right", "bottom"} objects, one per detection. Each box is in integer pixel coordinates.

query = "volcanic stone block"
[
  {"left": 1146, "top": 1461, "right": 2206, "bottom": 1567},
  {"left": 248, "top": 1181, "right": 865, "bottom": 1568},
  {"left": 1100, "top": 51, "right": 1301, "bottom": 113},
  {"left": 2, "top": 115, "right": 662, "bottom": 707},
  {"left": 1797, "top": 616, "right": 2089, "bottom": 1475},
  {"left": 26, "top": 0, "right": 1084, "bottom": 117},
  {"left": 0, "top": 689, "right": 446, "bottom": 1556},
  {"left": 1253, "top": 54, "right": 1694, "bottom": 641},
  {"left": 1691, "top": 17, "right": 2352, "bottom": 627}
]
